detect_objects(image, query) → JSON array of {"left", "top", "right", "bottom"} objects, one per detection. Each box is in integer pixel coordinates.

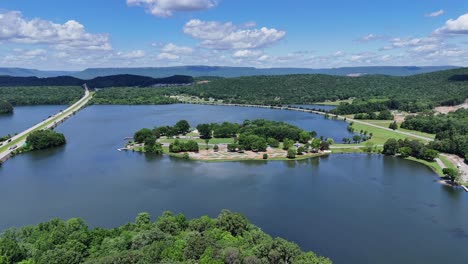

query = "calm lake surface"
[
  {"left": 0, "top": 105, "right": 66, "bottom": 135},
  {"left": 1, "top": 104, "right": 467, "bottom": 264}
]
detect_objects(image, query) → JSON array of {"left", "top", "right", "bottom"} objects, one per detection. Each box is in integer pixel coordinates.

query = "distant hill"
[
  {"left": 0, "top": 66, "right": 458, "bottom": 79},
  {"left": 71, "top": 66, "right": 458, "bottom": 79},
  {"left": 167, "top": 67, "right": 468, "bottom": 112},
  {"left": 0, "top": 68, "right": 76, "bottom": 78},
  {"left": 0, "top": 74, "right": 193, "bottom": 88}
]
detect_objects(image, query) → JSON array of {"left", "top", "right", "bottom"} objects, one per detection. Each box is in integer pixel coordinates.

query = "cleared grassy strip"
[
  {"left": 439, "top": 155, "right": 457, "bottom": 170},
  {"left": 313, "top": 99, "right": 353, "bottom": 105},
  {"left": 406, "top": 157, "right": 444, "bottom": 176},
  {"left": 159, "top": 137, "right": 235, "bottom": 144}
]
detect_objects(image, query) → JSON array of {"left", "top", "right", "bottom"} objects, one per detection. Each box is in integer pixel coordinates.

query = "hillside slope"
[
  {"left": 165, "top": 68, "right": 468, "bottom": 111},
  {"left": 72, "top": 65, "right": 458, "bottom": 79},
  {"left": 0, "top": 74, "right": 193, "bottom": 88}
]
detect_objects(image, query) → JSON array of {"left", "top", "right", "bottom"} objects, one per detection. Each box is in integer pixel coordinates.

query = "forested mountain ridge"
[
  {"left": 0, "top": 74, "right": 194, "bottom": 88},
  {"left": 165, "top": 67, "right": 468, "bottom": 112},
  {"left": 73, "top": 65, "right": 458, "bottom": 79},
  {"left": 0, "top": 66, "right": 457, "bottom": 79}
]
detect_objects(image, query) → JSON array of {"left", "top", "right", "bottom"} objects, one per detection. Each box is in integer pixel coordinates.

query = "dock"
[{"left": 462, "top": 185, "right": 468, "bottom": 192}]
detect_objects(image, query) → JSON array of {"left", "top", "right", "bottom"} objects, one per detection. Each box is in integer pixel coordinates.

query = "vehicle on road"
[{"left": 8, "top": 145, "right": 17, "bottom": 150}]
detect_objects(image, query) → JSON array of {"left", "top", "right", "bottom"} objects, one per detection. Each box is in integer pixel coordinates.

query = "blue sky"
[{"left": 0, "top": 0, "right": 467, "bottom": 70}]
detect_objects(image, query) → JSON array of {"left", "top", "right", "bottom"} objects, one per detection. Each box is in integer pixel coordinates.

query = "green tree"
[
  {"left": 443, "top": 168, "right": 460, "bottom": 183},
  {"left": 297, "top": 146, "right": 305, "bottom": 155},
  {"left": 389, "top": 121, "right": 398, "bottom": 130},
  {"left": 134, "top": 128, "right": 153, "bottom": 143},
  {"left": 0, "top": 100, "right": 13, "bottom": 114},
  {"left": 282, "top": 138, "right": 294, "bottom": 150},
  {"left": 287, "top": 148, "right": 296, "bottom": 159},
  {"left": 174, "top": 120, "right": 191, "bottom": 135},
  {"left": 398, "top": 147, "right": 412, "bottom": 158},
  {"left": 197, "top": 124, "right": 212, "bottom": 139},
  {"left": 352, "top": 135, "right": 362, "bottom": 144},
  {"left": 26, "top": 130, "right": 66, "bottom": 150},
  {"left": 267, "top": 138, "right": 280, "bottom": 148},
  {"left": 217, "top": 210, "right": 248, "bottom": 236},
  {"left": 422, "top": 149, "right": 438, "bottom": 161},
  {"left": 298, "top": 131, "right": 311, "bottom": 144},
  {"left": 263, "top": 153, "right": 268, "bottom": 159},
  {"left": 383, "top": 138, "right": 399, "bottom": 155}
]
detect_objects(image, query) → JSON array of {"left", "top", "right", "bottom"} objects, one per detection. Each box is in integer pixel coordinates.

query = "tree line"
[
  {"left": 400, "top": 109, "right": 468, "bottom": 160},
  {"left": 158, "top": 68, "right": 468, "bottom": 113},
  {"left": 0, "top": 210, "right": 331, "bottom": 264},
  {"left": 0, "top": 100, "right": 13, "bottom": 114},
  {"left": 0, "top": 86, "right": 84, "bottom": 106},
  {"left": 383, "top": 138, "right": 439, "bottom": 161},
  {"left": 92, "top": 88, "right": 178, "bottom": 105}
]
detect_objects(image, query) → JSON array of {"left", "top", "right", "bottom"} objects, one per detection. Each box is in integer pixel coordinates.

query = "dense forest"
[
  {"left": 26, "top": 130, "right": 66, "bottom": 150},
  {"left": 0, "top": 86, "right": 84, "bottom": 105},
  {"left": 0, "top": 210, "right": 331, "bottom": 264},
  {"left": 92, "top": 88, "right": 178, "bottom": 105},
  {"left": 162, "top": 68, "right": 468, "bottom": 113},
  {"left": 401, "top": 109, "right": 468, "bottom": 159},
  {"left": 0, "top": 75, "right": 193, "bottom": 88},
  {"left": 0, "top": 100, "right": 13, "bottom": 114}
]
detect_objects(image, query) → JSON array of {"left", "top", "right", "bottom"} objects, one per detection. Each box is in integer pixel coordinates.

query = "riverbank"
[{"left": 0, "top": 89, "right": 93, "bottom": 163}]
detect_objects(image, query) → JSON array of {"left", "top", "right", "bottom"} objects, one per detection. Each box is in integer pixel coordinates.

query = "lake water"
[
  {"left": 0, "top": 105, "right": 66, "bottom": 136},
  {"left": 0, "top": 104, "right": 467, "bottom": 264}
]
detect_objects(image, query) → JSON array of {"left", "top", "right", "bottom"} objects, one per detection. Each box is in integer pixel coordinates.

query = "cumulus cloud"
[
  {"left": 157, "top": 52, "right": 180, "bottom": 60},
  {"left": 0, "top": 11, "right": 111, "bottom": 51},
  {"left": 161, "top": 43, "right": 193, "bottom": 55},
  {"left": 232, "top": 49, "right": 263, "bottom": 58},
  {"left": 426, "top": 9, "right": 444, "bottom": 17},
  {"left": 127, "top": 0, "right": 217, "bottom": 17},
  {"left": 183, "top": 19, "right": 286, "bottom": 50},
  {"left": 434, "top": 13, "right": 468, "bottom": 34},
  {"left": 117, "top": 50, "right": 146, "bottom": 59}
]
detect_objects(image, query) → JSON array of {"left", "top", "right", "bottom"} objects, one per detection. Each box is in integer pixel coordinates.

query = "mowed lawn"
[
  {"left": 347, "top": 120, "right": 433, "bottom": 146},
  {"left": 159, "top": 137, "right": 235, "bottom": 145},
  {"left": 362, "top": 120, "right": 436, "bottom": 140}
]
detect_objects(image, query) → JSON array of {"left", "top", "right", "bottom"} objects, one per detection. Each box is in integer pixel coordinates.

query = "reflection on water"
[{"left": 0, "top": 104, "right": 467, "bottom": 264}]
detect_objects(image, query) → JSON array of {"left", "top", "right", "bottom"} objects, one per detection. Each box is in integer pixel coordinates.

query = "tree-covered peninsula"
[
  {"left": 0, "top": 210, "right": 332, "bottom": 264},
  {"left": 0, "top": 100, "right": 13, "bottom": 114},
  {"left": 128, "top": 119, "right": 332, "bottom": 161}
]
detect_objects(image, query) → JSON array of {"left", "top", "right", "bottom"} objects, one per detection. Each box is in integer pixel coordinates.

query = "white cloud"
[
  {"left": 381, "top": 36, "right": 439, "bottom": 50},
  {"left": 183, "top": 19, "right": 286, "bottom": 50},
  {"left": 232, "top": 49, "right": 263, "bottom": 58},
  {"left": 117, "top": 50, "right": 146, "bottom": 59},
  {"left": 157, "top": 52, "right": 179, "bottom": 60},
  {"left": 434, "top": 13, "right": 468, "bottom": 34},
  {"left": 426, "top": 9, "right": 444, "bottom": 17},
  {"left": 334, "top": 51, "right": 346, "bottom": 57},
  {"left": 127, "top": 0, "right": 217, "bottom": 17},
  {"left": 161, "top": 43, "right": 193, "bottom": 55},
  {"left": 0, "top": 11, "right": 111, "bottom": 51},
  {"left": 357, "top": 34, "right": 382, "bottom": 42}
]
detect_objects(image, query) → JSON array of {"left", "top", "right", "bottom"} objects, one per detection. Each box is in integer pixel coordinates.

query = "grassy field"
[
  {"left": 406, "top": 157, "right": 445, "bottom": 176},
  {"left": 313, "top": 99, "right": 353, "bottom": 105},
  {"left": 159, "top": 137, "right": 235, "bottom": 145}
]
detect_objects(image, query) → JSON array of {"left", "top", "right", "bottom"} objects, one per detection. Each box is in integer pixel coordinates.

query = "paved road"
[
  {"left": 0, "top": 88, "right": 92, "bottom": 162},
  {"left": 441, "top": 153, "right": 468, "bottom": 182}
]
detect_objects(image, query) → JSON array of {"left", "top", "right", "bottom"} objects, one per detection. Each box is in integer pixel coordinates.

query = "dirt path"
[
  {"left": 434, "top": 100, "right": 468, "bottom": 114},
  {"left": 441, "top": 153, "right": 468, "bottom": 182}
]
